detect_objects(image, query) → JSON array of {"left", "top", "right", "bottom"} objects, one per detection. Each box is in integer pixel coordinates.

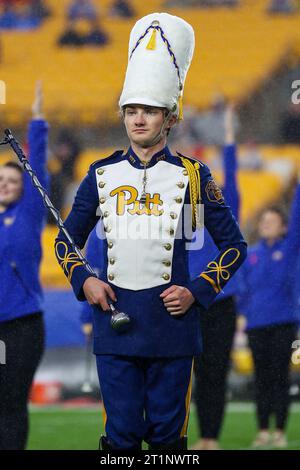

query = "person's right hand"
[
  {"left": 32, "top": 80, "right": 44, "bottom": 120},
  {"left": 83, "top": 277, "right": 117, "bottom": 311}
]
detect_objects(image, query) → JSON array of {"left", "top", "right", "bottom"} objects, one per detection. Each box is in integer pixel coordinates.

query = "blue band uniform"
[{"left": 55, "top": 145, "right": 247, "bottom": 358}]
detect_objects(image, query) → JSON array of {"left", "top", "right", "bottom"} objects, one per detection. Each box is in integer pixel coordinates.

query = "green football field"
[{"left": 27, "top": 402, "right": 300, "bottom": 450}]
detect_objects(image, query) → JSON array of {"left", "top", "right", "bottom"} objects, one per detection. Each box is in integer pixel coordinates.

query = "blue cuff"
[
  {"left": 70, "top": 267, "right": 96, "bottom": 301},
  {"left": 185, "top": 276, "right": 218, "bottom": 310}
]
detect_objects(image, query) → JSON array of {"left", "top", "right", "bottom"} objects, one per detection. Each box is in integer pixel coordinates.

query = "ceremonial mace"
[
  {"left": 81, "top": 333, "right": 94, "bottom": 393},
  {"left": 0, "top": 129, "right": 130, "bottom": 331}
]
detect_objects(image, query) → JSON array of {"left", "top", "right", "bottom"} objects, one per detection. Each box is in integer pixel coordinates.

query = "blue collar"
[
  {"left": 260, "top": 237, "right": 284, "bottom": 250},
  {"left": 124, "top": 146, "right": 172, "bottom": 169},
  {"left": 0, "top": 200, "right": 18, "bottom": 217},
  {"left": 0, "top": 201, "right": 18, "bottom": 228}
]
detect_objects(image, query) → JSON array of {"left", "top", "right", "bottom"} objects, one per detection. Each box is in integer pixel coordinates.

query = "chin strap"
[{"left": 139, "top": 109, "right": 174, "bottom": 205}]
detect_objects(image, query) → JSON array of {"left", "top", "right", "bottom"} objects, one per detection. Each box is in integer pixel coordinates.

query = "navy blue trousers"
[{"left": 96, "top": 355, "right": 194, "bottom": 449}]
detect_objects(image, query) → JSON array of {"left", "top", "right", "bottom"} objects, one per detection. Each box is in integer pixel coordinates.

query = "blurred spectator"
[
  {"left": 199, "top": 0, "right": 239, "bottom": 6},
  {"left": 58, "top": 20, "right": 84, "bottom": 47},
  {"left": 280, "top": 103, "right": 300, "bottom": 144},
  {"left": 48, "top": 129, "right": 81, "bottom": 223},
  {"left": 83, "top": 18, "right": 109, "bottom": 46},
  {"left": 0, "top": 0, "right": 50, "bottom": 30},
  {"left": 0, "top": 4, "right": 19, "bottom": 29},
  {"left": 68, "top": 0, "right": 98, "bottom": 22},
  {"left": 169, "top": 105, "right": 203, "bottom": 156},
  {"left": 163, "top": 0, "right": 239, "bottom": 7},
  {"left": 58, "top": 0, "right": 108, "bottom": 48},
  {"left": 109, "top": 0, "right": 135, "bottom": 18},
  {"left": 267, "top": 0, "right": 296, "bottom": 14},
  {"left": 193, "top": 93, "right": 239, "bottom": 146},
  {"left": 28, "top": 0, "right": 51, "bottom": 21},
  {"left": 0, "top": 3, "right": 37, "bottom": 29},
  {"left": 239, "top": 140, "right": 264, "bottom": 171}
]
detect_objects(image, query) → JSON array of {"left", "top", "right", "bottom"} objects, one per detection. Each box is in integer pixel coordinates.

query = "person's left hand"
[{"left": 160, "top": 285, "right": 195, "bottom": 316}]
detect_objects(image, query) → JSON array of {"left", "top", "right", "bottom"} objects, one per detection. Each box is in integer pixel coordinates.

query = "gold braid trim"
[
  {"left": 179, "top": 157, "right": 201, "bottom": 231},
  {"left": 55, "top": 241, "right": 83, "bottom": 282},
  {"left": 200, "top": 248, "right": 241, "bottom": 293},
  {"left": 200, "top": 273, "right": 221, "bottom": 294},
  {"left": 180, "top": 358, "right": 194, "bottom": 437}
]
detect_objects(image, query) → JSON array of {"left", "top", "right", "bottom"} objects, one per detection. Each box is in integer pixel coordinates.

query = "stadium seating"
[{"left": 1, "top": 0, "right": 300, "bottom": 125}]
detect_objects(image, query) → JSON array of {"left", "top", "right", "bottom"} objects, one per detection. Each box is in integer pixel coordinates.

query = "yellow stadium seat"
[{"left": 40, "top": 225, "right": 67, "bottom": 287}]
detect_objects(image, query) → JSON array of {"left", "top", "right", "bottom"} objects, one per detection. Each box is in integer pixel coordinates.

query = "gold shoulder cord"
[{"left": 179, "top": 157, "right": 201, "bottom": 231}]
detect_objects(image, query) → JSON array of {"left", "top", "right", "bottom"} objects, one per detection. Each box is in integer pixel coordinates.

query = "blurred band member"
[
  {"left": 238, "top": 174, "right": 300, "bottom": 448},
  {"left": 0, "top": 82, "right": 49, "bottom": 450},
  {"left": 192, "top": 105, "right": 240, "bottom": 450}
]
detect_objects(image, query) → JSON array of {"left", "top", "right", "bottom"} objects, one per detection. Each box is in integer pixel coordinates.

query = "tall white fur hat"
[{"left": 119, "top": 12, "right": 195, "bottom": 119}]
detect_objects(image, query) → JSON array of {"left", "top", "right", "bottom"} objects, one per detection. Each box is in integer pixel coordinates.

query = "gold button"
[
  {"left": 177, "top": 182, "right": 185, "bottom": 189},
  {"left": 103, "top": 211, "right": 109, "bottom": 218},
  {"left": 162, "top": 260, "right": 171, "bottom": 267},
  {"left": 162, "top": 273, "right": 170, "bottom": 281},
  {"left": 104, "top": 226, "right": 111, "bottom": 233},
  {"left": 99, "top": 197, "right": 106, "bottom": 204},
  {"left": 169, "top": 228, "right": 175, "bottom": 236},
  {"left": 97, "top": 168, "right": 104, "bottom": 175},
  {"left": 108, "top": 241, "right": 113, "bottom": 249},
  {"left": 175, "top": 196, "right": 182, "bottom": 204},
  {"left": 109, "top": 258, "right": 115, "bottom": 265},
  {"left": 164, "top": 243, "right": 172, "bottom": 251},
  {"left": 98, "top": 181, "right": 106, "bottom": 188},
  {"left": 183, "top": 169, "right": 188, "bottom": 176},
  {"left": 170, "top": 212, "right": 178, "bottom": 220},
  {"left": 108, "top": 273, "right": 114, "bottom": 281}
]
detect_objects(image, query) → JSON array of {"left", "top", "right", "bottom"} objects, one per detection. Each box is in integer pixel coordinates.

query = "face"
[
  {"left": 55, "top": 143, "right": 73, "bottom": 161},
  {"left": 123, "top": 105, "right": 175, "bottom": 148},
  {"left": 0, "top": 166, "right": 23, "bottom": 208},
  {"left": 258, "top": 210, "right": 286, "bottom": 241}
]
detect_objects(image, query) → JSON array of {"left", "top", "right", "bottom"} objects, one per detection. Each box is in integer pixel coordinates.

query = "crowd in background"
[{"left": 1, "top": 0, "right": 300, "bottom": 36}]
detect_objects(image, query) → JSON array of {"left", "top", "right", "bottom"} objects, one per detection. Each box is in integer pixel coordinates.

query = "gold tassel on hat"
[
  {"left": 146, "top": 28, "right": 157, "bottom": 50},
  {"left": 178, "top": 93, "right": 183, "bottom": 120},
  {"left": 178, "top": 81, "right": 184, "bottom": 120}
]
